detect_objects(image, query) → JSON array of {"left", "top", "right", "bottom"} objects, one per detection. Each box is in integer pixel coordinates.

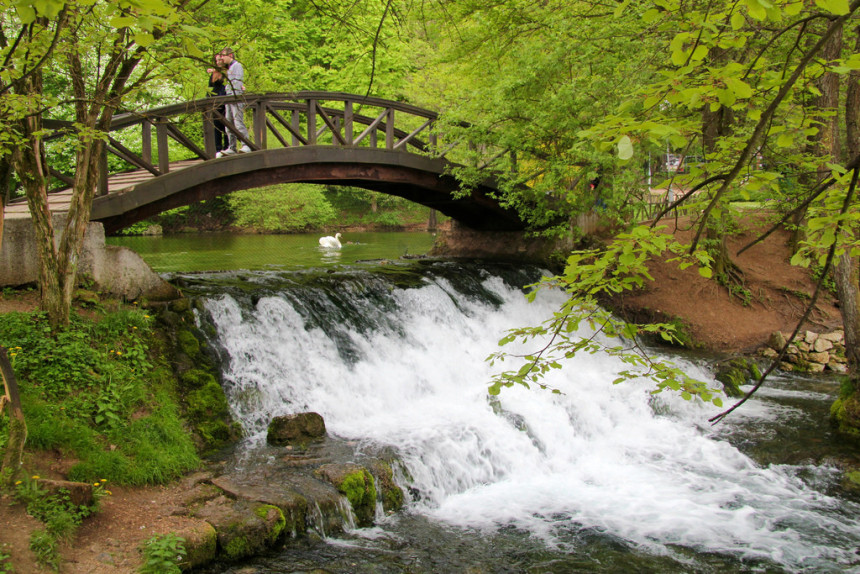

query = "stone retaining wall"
[
  {"left": 0, "top": 215, "right": 178, "bottom": 300},
  {"left": 758, "top": 329, "right": 847, "bottom": 374}
]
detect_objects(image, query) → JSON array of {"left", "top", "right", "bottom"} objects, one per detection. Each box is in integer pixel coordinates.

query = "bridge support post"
[
  {"left": 203, "top": 109, "right": 215, "bottom": 157},
  {"left": 97, "top": 147, "right": 108, "bottom": 196},
  {"left": 156, "top": 121, "right": 169, "bottom": 174},
  {"left": 254, "top": 102, "right": 266, "bottom": 149}
]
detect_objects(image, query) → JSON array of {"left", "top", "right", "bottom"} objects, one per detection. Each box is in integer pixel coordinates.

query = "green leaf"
[
  {"left": 698, "top": 266, "right": 713, "bottom": 279},
  {"left": 730, "top": 11, "right": 745, "bottom": 29},
  {"left": 15, "top": 1, "right": 37, "bottom": 23},
  {"left": 815, "top": 0, "right": 850, "bottom": 15},
  {"left": 617, "top": 135, "right": 634, "bottom": 160}
]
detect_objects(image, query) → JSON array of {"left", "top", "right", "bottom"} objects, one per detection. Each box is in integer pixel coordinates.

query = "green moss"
[
  {"left": 254, "top": 504, "right": 286, "bottom": 544},
  {"left": 846, "top": 470, "right": 860, "bottom": 489},
  {"left": 186, "top": 382, "right": 230, "bottom": 420},
  {"left": 714, "top": 358, "right": 758, "bottom": 398},
  {"left": 222, "top": 536, "right": 250, "bottom": 561},
  {"left": 180, "top": 369, "right": 217, "bottom": 391},
  {"left": 177, "top": 329, "right": 200, "bottom": 358},
  {"left": 830, "top": 396, "right": 860, "bottom": 441},
  {"left": 339, "top": 470, "right": 377, "bottom": 527}
]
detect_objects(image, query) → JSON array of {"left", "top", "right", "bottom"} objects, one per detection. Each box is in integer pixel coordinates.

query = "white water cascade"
[{"left": 195, "top": 263, "right": 860, "bottom": 572}]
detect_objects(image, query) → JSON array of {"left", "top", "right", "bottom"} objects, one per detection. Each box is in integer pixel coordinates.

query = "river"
[{"left": 110, "top": 232, "right": 860, "bottom": 573}]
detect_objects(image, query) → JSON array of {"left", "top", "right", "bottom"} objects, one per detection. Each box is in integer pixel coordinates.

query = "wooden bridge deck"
[{"left": 5, "top": 160, "right": 202, "bottom": 219}]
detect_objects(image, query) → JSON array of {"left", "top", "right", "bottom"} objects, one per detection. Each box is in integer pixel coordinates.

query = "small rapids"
[{"left": 184, "top": 260, "right": 860, "bottom": 573}]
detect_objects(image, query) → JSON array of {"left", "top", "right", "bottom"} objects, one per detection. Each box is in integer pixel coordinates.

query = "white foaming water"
[{"left": 201, "top": 270, "right": 860, "bottom": 571}]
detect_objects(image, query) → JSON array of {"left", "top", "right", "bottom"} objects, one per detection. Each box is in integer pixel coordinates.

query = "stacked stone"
[{"left": 759, "top": 330, "right": 847, "bottom": 373}]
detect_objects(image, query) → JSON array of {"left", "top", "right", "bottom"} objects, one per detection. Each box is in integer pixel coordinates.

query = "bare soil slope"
[{"left": 608, "top": 214, "right": 842, "bottom": 352}]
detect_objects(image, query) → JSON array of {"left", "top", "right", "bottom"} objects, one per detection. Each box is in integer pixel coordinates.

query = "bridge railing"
[{"left": 38, "top": 92, "right": 500, "bottom": 198}]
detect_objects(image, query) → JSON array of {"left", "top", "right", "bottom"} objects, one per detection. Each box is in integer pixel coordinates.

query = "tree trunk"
[
  {"left": 0, "top": 346, "right": 26, "bottom": 489},
  {"left": 701, "top": 52, "right": 739, "bottom": 284},
  {"left": 835, "top": 25, "right": 860, "bottom": 373},
  {"left": 11, "top": 73, "right": 69, "bottom": 330},
  {"left": 791, "top": 24, "right": 843, "bottom": 251}
]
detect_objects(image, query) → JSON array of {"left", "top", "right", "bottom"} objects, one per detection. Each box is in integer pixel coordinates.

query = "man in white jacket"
[{"left": 216, "top": 47, "right": 251, "bottom": 157}]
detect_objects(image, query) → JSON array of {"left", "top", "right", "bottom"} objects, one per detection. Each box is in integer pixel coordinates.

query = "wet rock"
[
  {"left": 267, "top": 412, "right": 327, "bottom": 449},
  {"left": 366, "top": 458, "right": 405, "bottom": 514},
  {"left": 315, "top": 463, "right": 377, "bottom": 527},
  {"left": 176, "top": 520, "right": 217, "bottom": 569},
  {"left": 193, "top": 498, "right": 286, "bottom": 562},
  {"left": 713, "top": 358, "right": 760, "bottom": 398}
]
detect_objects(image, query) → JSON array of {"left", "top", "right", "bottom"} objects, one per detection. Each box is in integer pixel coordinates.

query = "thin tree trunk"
[
  {"left": 0, "top": 346, "right": 26, "bottom": 489},
  {"left": 791, "top": 24, "right": 844, "bottom": 251}
]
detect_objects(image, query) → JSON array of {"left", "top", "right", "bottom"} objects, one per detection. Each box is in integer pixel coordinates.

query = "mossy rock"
[
  {"left": 315, "top": 463, "right": 377, "bottom": 527},
  {"left": 176, "top": 521, "right": 217, "bottom": 570},
  {"left": 169, "top": 297, "right": 192, "bottom": 314},
  {"left": 845, "top": 470, "right": 860, "bottom": 491},
  {"left": 714, "top": 358, "right": 759, "bottom": 398},
  {"left": 186, "top": 381, "right": 231, "bottom": 420},
  {"left": 194, "top": 499, "right": 286, "bottom": 562},
  {"left": 181, "top": 369, "right": 218, "bottom": 391},
  {"left": 177, "top": 329, "right": 200, "bottom": 358},
  {"left": 831, "top": 393, "right": 860, "bottom": 442},
  {"left": 366, "top": 459, "right": 404, "bottom": 513},
  {"left": 267, "top": 412, "right": 326, "bottom": 449}
]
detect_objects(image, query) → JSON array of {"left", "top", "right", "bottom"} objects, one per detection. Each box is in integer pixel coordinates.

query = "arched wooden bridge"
[{"left": 12, "top": 92, "right": 527, "bottom": 234}]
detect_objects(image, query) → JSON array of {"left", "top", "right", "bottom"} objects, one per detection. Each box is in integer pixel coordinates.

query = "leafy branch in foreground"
[{"left": 487, "top": 225, "right": 725, "bottom": 407}]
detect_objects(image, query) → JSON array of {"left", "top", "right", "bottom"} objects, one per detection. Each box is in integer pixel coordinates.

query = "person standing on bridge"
[
  {"left": 218, "top": 47, "right": 252, "bottom": 156},
  {"left": 207, "top": 52, "right": 228, "bottom": 157}
]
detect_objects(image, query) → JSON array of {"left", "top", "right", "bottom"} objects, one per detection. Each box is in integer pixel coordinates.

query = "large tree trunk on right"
[
  {"left": 835, "top": 25, "right": 860, "bottom": 373},
  {"left": 791, "top": 24, "right": 844, "bottom": 251}
]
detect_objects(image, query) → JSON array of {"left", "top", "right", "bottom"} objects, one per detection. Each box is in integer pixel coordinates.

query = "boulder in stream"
[{"left": 267, "top": 412, "right": 327, "bottom": 449}]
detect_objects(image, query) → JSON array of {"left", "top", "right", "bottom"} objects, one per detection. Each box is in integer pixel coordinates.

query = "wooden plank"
[
  {"left": 393, "top": 118, "right": 434, "bottom": 151},
  {"left": 354, "top": 109, "right": 388, "bottom": 146},
  {"left": 265, "top": 117, "right": 290, "bottom": 148},
  {"left": 142, "top": 120, "right": 152, "bottom": 164},
  {"left": 311, "top": 100, "right": 346, "bottom": 146},
  {"left": 307, "top": 99, "right": 317, "bottom": 145},
  {"left": 156, "top": 122, "right": 170, "bottom": 174},
  {"left": 107, "top": 136, "right": 160, "bottom": 175},
  {"left": 385, "top": 109, "right": 394, "bottom": 150},
  {"left": 164, "top": 121, "right": 208, "bottom": 159},
  {"left": 254, "top": 101, "right": 267, "bottom": 149},
  {"left": 344, "top": 101, "right": 353, "bottom": 144},
  {"left": 268, "top": 108, "right": 307, "bottom": 145}
]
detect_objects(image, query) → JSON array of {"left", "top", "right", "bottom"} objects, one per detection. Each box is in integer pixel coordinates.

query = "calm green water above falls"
[
  {"left": 113, "top": 233, "right": 860, "bottom": 573},
  {"left": 107, "top": 231, "right": 437, "bottom": 273}
]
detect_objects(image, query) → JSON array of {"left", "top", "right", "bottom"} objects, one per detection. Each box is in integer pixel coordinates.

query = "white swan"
[{"left": 319, "top": 232, "right": 342, "bottom": 249}]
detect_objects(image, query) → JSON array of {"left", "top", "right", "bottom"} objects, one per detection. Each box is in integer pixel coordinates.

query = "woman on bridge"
[
  {"left": 207, "top": 53, "right": 228, "bottom": 157},
  {"left": 217, "top": 47, "right": 251, "bottom": 156}
]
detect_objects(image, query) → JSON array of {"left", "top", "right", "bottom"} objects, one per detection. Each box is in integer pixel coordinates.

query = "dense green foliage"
[{"left": 0, "top": 307, "right": 200, "bottom": 485}]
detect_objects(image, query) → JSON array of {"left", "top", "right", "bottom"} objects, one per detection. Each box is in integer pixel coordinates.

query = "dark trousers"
[{"left": 214, "top": 106, "right": 228, "bottom": 152}]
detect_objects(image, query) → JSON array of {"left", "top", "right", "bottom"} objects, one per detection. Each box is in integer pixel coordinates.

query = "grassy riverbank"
[{"left": 0, "top": 292, "right": 232, "bottom": 572}]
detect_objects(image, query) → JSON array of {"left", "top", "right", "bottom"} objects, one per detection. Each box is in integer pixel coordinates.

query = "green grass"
[{"left": 0, "top": 306, "right": 200, "bottom": 486}]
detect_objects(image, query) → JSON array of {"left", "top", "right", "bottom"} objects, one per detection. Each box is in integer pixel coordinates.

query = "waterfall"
[{"left": 192, "top": 261, "right": 860, "bottom": 571}]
